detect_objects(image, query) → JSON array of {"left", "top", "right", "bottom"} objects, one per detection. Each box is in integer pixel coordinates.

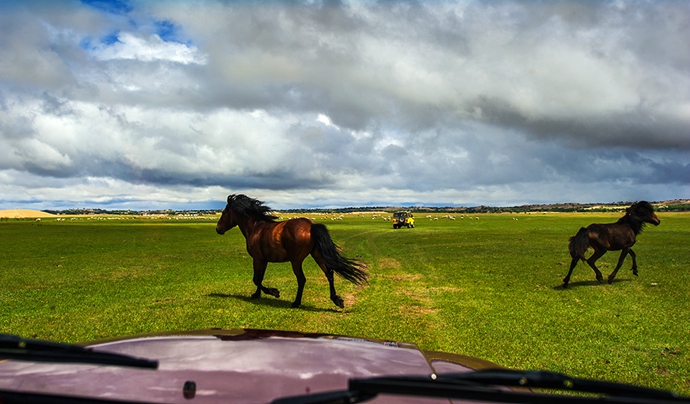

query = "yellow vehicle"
[{"left": 392, "top": 211, "right": 415, "bottom": 228}]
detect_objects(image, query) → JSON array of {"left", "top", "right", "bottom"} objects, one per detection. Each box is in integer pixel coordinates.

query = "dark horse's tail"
[
  {"left": 568, "top": 227, "right": 590, "bottom": 262},
  {"left": 311, "top": 224, "right": 368, "bottom": 285}
]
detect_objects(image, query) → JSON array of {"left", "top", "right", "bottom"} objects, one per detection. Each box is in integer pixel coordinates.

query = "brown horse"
[
  {"left": 562, "top": 201, "right": 660, "bottom": 288},
  {"left": 216, "top": 194, "right": 368, "bottom": 308}
]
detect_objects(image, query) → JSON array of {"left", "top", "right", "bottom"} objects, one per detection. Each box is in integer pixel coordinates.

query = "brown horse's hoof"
[
  {"left": 290, "top": 301, "right": 301, "bottom": 308},
  {"left": 331, "top": 295, "right": 344, "bottom": 308}
]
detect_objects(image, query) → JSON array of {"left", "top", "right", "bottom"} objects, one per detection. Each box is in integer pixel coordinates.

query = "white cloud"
[
  {"left": 316, "top": 114, "right": 339, "bottom": 129},
  {"left": 90, "top": 32, "right": 207, "bottom": 65}
]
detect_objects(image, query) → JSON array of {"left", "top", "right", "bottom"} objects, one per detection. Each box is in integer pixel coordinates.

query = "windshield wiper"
[
  {"left": 433, "top": 369, "right": 683, "bottom": 399},
  {"left": 0, "top": 334, "right": 158, "bottom": 369},
  {"left": 272, "top": 369, "right": 690, "bottom": 404}
]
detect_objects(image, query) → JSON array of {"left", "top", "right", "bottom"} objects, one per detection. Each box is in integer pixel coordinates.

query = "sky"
[{"left": 0, "top": 0, "right": 688, "bottom": 210}]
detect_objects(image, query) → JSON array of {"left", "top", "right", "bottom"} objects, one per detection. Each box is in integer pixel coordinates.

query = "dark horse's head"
[
  {"left": 216, "top": 194, "right": 278, "bottom": 235},
  {"left": 625, "top": 201, "right": 660, "bottom": 230}
]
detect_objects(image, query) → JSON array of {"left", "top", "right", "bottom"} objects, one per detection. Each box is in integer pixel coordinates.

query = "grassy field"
[{"left": 1, "top": 211, "right": 688, "bottom": 395}]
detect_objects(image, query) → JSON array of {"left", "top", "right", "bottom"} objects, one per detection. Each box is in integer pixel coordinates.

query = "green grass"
[{"left": 1, "top": 212, "right": 688, "bottom": 395}]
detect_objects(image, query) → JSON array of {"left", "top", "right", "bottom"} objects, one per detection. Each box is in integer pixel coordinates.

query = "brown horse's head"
[
  {"left": 216, "top": 196, "right": 238, "bottom": 235},
  {"left": 628, "top": 201, "right": 660, "bottom": 226}
]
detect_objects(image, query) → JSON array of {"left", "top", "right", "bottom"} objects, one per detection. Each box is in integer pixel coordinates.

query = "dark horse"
[
  {"left": 562, "top": 201, "right": 660, "bottom": 288},
  {"left": 216, "top": 194, "right": 368, "bottom": 308}
]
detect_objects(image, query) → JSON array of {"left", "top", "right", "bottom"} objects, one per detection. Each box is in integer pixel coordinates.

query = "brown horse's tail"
[
  {"left": 569, "top": 227, "right": 590, "bottom": 262},
  {"left": 311, "top": 223, "right": 368, "bottom": 285}
]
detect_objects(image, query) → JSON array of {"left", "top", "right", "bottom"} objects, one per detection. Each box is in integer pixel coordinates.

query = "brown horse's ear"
[{"left": 227, "top": 194, "right": 234, "bottom": 203}]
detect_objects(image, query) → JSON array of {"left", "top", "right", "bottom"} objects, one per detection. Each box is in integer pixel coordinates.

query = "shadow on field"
[
  {"left": 206, "top": 293, "right": 338, "bottom": 313},
  {"left": 553, "top": 278, "right": 632, "bottom": 290}
]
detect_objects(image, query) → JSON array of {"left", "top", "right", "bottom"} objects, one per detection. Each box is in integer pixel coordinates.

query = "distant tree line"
[{"left": 41, "top": 200, "right": 689, "bottom": 216}]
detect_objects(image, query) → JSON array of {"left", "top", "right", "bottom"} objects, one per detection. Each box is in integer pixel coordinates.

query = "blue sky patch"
[
  {"left": 81, "top": 0, "right": 133, "bottom": 15},
  {"left": 100, "top": 31, "right": 121, "bottom": 45},
  {"left": 152, "top": 19, "right": 192, "bottom": 45},
  {"left": 155, "top": 20, "right": 175, "bottom": 41}
]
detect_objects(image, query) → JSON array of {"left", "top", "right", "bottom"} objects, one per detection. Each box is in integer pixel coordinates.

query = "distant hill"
[
  {"left": 0, "top": 209, "right": 55, "bottom": 218},
  {"left": 279, "top": 199, "right": 690, "bottom": 214}
]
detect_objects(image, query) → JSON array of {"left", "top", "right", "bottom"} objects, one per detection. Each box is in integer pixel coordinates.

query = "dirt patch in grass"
[
  {"left": 99, "top": 266, "right": 155, "bottom": 280},
  {"left": 400, "top": 304, "right": 439, "bottom": 316},
  {"left": 378, "top": 258, "right": 402, "bottom": 269},
  {"left": 381, "top": 273, "right": 423, "bottom": 281},
  {"left": 434, "top": 286, "right": 464, "bottom": 293},
  {"left": 397, "top": 287, "right": 433, "bottom": 307},
  {"left": 343, "top": 292, "right": 356, "bottom": 307}
]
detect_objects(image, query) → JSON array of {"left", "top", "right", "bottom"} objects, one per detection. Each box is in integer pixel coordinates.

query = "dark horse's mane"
[
  {"left": 618, "top": 201, "right": 654, "bottom": 235},
  {"left": 227, "top": 194, "right": 278, "bottom": 222}
]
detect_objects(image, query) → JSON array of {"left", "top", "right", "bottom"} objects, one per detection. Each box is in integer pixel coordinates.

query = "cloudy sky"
[{"left": 1, "top": 0, "right": 688, "bottom": 210}]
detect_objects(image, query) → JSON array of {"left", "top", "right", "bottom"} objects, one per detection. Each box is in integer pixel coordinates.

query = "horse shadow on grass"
[
  {"left": 553, "top": 278, "right": 632, "bottom": 290},
  {"left": 206, "top": 293, "right": 339, "bottom": 313}
]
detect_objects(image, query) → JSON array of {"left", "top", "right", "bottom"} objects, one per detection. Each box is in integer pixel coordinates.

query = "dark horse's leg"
[
  {"left": 607, "top": 248, "right": 631, "bottom": 284},
  {"left": 289, "top": 260, "right": 307, "bottom": 308},
  {"left": 565, "top": 227, "right": 603, "bottom": 288},
  {"left": 629, "top": 249, "right": 638, "bottom": 276},
  {"left": 251, "top": 259, "right": 280, "bottom": 299},
  {"left": 585, "top": 249, "right": 606, "bottom": 284},
  {"left": 565, "top": 250, "right": 605, "bottom": 288},
  {"left": 312, "top": 251, "right": 344, "bottom": 309},
  {"left": 562, "top": 258, "right": 579, "bottom": 288}
]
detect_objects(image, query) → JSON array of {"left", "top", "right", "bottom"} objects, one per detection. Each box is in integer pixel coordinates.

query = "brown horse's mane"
[{"left": 227, "top": 194, "right": 278, "bottom": 222}]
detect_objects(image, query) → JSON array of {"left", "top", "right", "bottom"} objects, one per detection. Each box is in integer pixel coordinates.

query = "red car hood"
[{"left": 0, "top": 328, "right": 500, "bottom": 404}]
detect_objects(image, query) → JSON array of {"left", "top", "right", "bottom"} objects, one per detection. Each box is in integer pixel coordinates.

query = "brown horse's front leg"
[
  {"left": 607, "top": 248, "right": 629, "bottom": 284},
  {"left": 251, "top": 260, "right": 280, "bottom": 299}
]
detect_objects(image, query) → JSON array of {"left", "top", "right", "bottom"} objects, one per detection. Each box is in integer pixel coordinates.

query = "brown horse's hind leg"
[
  {"left": 251, "top": 260, "right": 280, "bottom": 299},
  {"left": 290, "top": 261, "right": 307, "bottom": 308},
  {"left": 325, "top": 269, "right": 343, "bottom": 308},
  {"left": 312, "top": 251, "right": 344, "bottom": 309},
  {"left": 607, "top": 248, "right": 630, "bottom": 284}
]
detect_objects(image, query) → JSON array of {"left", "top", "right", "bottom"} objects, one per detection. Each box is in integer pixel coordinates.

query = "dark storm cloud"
[{"left": 0, "top": 0, "right": 688, "bottom": 209}]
